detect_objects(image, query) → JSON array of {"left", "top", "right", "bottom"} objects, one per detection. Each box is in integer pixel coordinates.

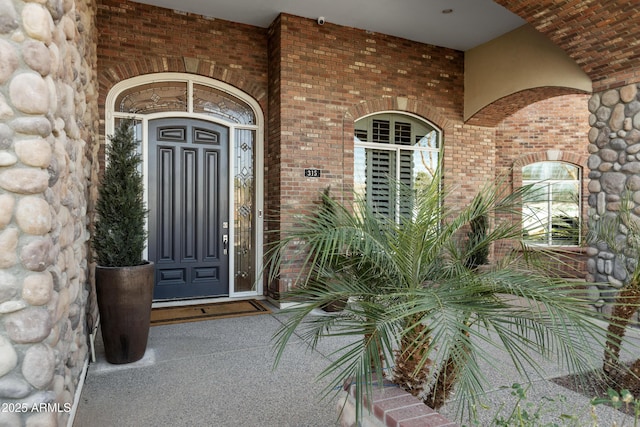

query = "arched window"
[
  {"left": 522, "top": 161, "right": 581, "bottom": 246},
  {"left": 354, "top": 112, "right": 440, "bottom": 221}
]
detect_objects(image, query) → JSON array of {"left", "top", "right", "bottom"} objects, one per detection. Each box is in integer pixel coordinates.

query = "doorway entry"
[
  {"left": 148, "top": 118, "right": 229, "bottom": 299},
  {"left": 106, "top": 73, "right": 264, "bottom": 301}
]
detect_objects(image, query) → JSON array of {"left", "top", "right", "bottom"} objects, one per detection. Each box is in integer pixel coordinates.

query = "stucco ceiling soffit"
[{"left": 464, "top": 25, "right": 592, "bottom": 123}]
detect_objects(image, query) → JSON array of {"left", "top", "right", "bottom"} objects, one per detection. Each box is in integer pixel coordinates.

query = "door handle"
[{"left": 223, "top": 234, "right": 228, "bottom": 255}]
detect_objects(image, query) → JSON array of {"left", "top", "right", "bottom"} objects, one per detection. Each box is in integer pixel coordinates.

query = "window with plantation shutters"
[{"left": 354, "top": 113, "right": 440, "bottom": 222}]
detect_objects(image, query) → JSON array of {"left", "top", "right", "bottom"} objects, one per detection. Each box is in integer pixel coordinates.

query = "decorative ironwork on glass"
[
  {"left": 116, "top": 82, "right": 188, "bottom": 114},
  {"left": 194, "top": 84, "right": 255, "bottom": 125}
]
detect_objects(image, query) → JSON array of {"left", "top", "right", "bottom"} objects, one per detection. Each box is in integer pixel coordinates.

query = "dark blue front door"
[{"left": 148, "top": 118, "right": 229, "bottom": 299}]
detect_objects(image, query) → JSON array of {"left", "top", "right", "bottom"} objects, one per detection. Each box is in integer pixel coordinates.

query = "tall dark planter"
[{"left": 96, "top": 262, "right": 155, "bottom": 364}]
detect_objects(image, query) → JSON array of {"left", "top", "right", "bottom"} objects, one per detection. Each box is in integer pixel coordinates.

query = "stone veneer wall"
[
  {"left": 587, "top": 83, "right": 640, "bottom": 312},
  {"left": 0, "top": 0, "right": 98, "bottom": 425}
]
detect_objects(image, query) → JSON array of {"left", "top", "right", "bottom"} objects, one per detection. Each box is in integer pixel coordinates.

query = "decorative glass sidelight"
[
  {"left": 113, "top": 117, "right": 143, "bottom": 157},
  {"left": 234, "top": 129, "right": 256, "bottom": 292}
]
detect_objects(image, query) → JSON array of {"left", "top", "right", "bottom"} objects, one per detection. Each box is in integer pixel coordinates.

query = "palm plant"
[{"left": 268, "top": 172, "right": 612, "bottom": 422}]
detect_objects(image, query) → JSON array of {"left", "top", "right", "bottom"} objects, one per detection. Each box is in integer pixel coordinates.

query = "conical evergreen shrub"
[{"left": 93, "top": 120, "right": 148, "bottom": 267}]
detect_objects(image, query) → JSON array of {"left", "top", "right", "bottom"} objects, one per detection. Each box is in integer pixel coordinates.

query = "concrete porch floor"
[{"left": 72, "top": 301, "right": 637, "bottom": 427}]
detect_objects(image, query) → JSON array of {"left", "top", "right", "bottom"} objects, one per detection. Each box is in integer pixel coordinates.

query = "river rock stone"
[
  {"left": 621, "top": 83, "right": 638, "bottom": 103},
  {"left": 0, "top": 168, "right": 49, "bottom": 194},
  {"left": 600, "top": 172, "right": 626, "bottom": 194},
  {"left": 621, "top": 162, "right": 640, "bottom": 173},
  {"left": 0, "top": 300, "right": 27, "bottom": 314},
  {"left": 0, "top": 193, "right": 14, "bottom": 228},
  {"left": 588, "top": 93, "right": 600, "bottom": 112},
  {"left": 0, "top": 150, "right": 16, "bottom": 166},
  {"left": 22, "top": 40, "right": 51, "bottom": 77},
  {"left": 0, "top": 228, "right": 18, "bottom": 268},
  {"left": 22, "top": 344, "right": 55, "bottom": 389},
  {"left": 589, "top": 86, "right": 640, "bottom": 310},
  {"left": 10, "top": 116, "right": 52, "bottom": 137},
  {"left": 628, "top": 175, "right": 640, "bottom": 191},
  {"left": 0, "top": 336, "right": 17, "bottom": 377},
  {"left": 0, "top": 39, "right": 18, "bottom": 84},
  {"left": 26, "top": 412, "right": 57, "bottom": 427},
  {"left": 9, "top": 73, "right": 50, "bottom": 115},
  {"left": 15, "top": 197, "right": 52, "bottom": 235},
  {"left": 599, "top": 148, "right": 618, "bottom": 162},
  {"left": 0, "top": 123, "right": 12, "bottom": 148},
  {"left": 0, "top": 93, "right": 14, "bottom": 119},
  {"left": 22, "top": 3, "right": 53, "bottom": 44},
  {"left": 610, "top": 103, "right": 626, "bottom": 131},
  {"left": 0, "top": 270, "right": 17, "bottom": 303},
  {"left": 22, "top": 272, "right": 54, "bottom": 306},
  {"left": 15, "top": 138, "right": 52, "bottom": 168},
  {"left": 0, "top": 376, "right": 31, "bottom": 399},
  {"left": 20, "top": 237, "right": 54, "bottom": 271},
  {"left": 602, "top": 89, "right": 620, "bottom": 106},
  {"left": 0, "top": 0, "right": 93, "bottom": 416},
  {"left": 0, "top": 0, "right": 18, "bottom": 33},
  {"left": 626, "top": 129, "right": 640, "bottom": 145},
  {"left": 5, "top": 308, "right": 51, "bottom": 343},
  {"left": 596, "top": 106, "right": 611, "bottom": 122}
]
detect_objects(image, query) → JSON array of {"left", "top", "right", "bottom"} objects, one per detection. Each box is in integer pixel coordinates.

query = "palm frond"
[{"left": 266, "top": 171, "right": 619, "bottom": 423}]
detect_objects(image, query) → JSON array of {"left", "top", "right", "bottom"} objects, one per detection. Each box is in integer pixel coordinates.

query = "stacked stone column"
[
  {"left": 587, "top": 83, "right": 640, "bottom": 311},
  {"left": 0, "top": 0, "right": 97, "bottom": 426}
]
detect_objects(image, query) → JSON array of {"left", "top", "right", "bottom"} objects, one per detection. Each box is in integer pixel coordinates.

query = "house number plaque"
[{"left": 304, "top": 168, "right": 321, "bottom": 178}]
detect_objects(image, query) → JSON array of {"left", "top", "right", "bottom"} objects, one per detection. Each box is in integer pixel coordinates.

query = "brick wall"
[
  {"left": 271, "top": 14, "right": 488, "bottom": 294},
  {"left": 494, "top": 94, "right": 591, "bottom": 277},
  {"left": 95, "top": 0, "right": 270, "bottom": 152},
  {"left": 94, "top": 1, "right": 596, "bottom": 294},
  {"left": 97, "top": 0, "right": 268, "bottom": 81},
  {"left": 496, "top": 93, "right": 590, "bottom": 181}
]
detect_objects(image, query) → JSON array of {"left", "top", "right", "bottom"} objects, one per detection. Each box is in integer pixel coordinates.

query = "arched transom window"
[{"left": 115, "top": 81, "right": 255, "bottom": 125}]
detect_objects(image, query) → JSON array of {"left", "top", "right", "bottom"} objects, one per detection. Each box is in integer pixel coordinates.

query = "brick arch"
[
  {"left": 495, "top": 1, "right": 640, "bottom": 91},
  {"left": 97, "top": 56, "right": 267, "bottom": 108},
  {"left": 466, "top": 87, "right": 590, "bottom": 127},
  {"left": 512, "top": 150, "right": 588, "bottom": 185},
  {"left": 346, "top": 97, "right": 453, "bottom": 134}
]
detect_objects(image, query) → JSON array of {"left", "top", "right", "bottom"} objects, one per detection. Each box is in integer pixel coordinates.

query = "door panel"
[{"left": 149, "top": 118, "right": 229, "bottom": 300}]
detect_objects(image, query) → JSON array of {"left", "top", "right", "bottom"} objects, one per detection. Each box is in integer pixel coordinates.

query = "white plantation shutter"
[
  {"left": 354, "top": 113, "right": 440, "bottom": 222},
  {"left": 372, "top": 119, "right": 390, "bottom": 143},
  {"left": 368, "top": 148, "right": 395, "bottom": 217}
]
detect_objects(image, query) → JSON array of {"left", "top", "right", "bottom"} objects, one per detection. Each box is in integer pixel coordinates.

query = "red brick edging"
[{"left": 340, "top": 378, "right": 459, "bottom": 427}]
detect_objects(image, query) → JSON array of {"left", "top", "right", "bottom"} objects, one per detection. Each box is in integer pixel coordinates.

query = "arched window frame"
[
  {"left": 353, "top": 111, "right": 441, "bottom": 222},
  {"left": 513, "top": 159, "right": 587, "bottom": 247},
  {"left": 105, "top": 73, "right": 264, "bottom": 297}
]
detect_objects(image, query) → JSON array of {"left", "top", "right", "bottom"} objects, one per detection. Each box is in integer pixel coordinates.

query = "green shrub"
[{"left": 93, "top": 120, "right": 148, "bottom": 267}]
